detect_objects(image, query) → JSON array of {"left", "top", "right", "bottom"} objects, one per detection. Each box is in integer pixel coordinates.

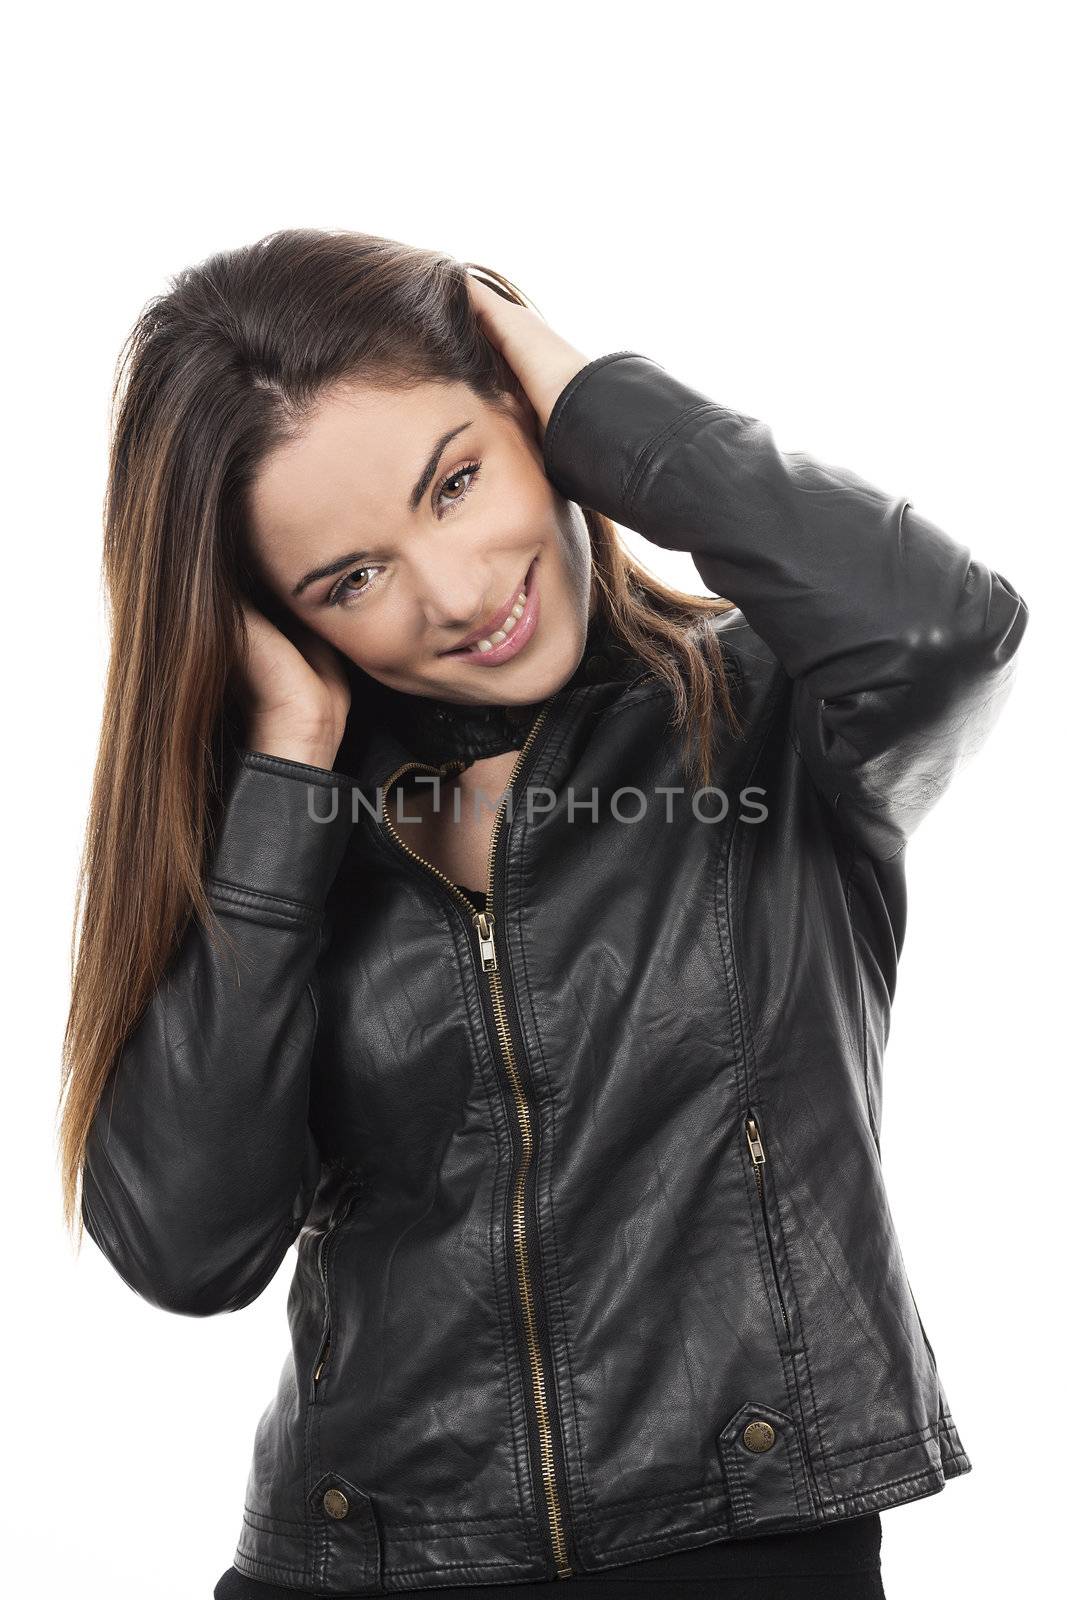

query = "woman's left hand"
[{"left": 464, "top": 270, "right": 591, "bottom": 441}]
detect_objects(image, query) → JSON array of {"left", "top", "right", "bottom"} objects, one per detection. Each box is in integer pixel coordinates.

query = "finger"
[{"left": 464, "top": 270, "right": 526, "bottom": 351}]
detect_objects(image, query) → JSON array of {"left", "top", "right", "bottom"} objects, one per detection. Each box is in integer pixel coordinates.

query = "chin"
[{"left": 451, "top": 622, "right": 586, "bottom": 706}]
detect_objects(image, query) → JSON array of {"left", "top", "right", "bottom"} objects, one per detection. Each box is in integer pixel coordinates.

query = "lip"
[{"left": 441, "top": 557, "right": 539, "bottom": 665}]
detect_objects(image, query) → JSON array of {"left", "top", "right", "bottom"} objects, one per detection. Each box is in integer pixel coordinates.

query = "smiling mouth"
[{"left": 441, "top": 558, "right": 536, "bottom": 655}]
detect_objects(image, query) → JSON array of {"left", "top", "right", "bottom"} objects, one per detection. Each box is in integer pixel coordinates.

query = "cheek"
[
  {"left": 495, "top": 474, "right": 549, "bottom": 546},
  {"left": 512, "top": 473, "right": 589, "bottom": 589},
  {"left": 312, "top": 597, "right": 411, "bottom": 680},
  {"left": 553, "top": 501, "right": 592, "bottom": 596}
]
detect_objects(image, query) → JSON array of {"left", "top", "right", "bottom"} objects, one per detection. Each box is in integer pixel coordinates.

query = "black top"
[{"left": 216, "top": 899, "right": 883, "bottom": 1600}]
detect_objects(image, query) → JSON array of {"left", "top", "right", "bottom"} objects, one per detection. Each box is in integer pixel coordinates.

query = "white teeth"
[{"left": 465, "top": 587, "right": 528, "bottom": 653}]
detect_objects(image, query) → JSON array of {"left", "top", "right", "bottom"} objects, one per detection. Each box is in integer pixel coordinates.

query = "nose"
[{"left": 412, "top": 555, "right": 496, "bottom": 641}]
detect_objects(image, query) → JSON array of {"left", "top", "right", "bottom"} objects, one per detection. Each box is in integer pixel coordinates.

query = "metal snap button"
[
  {"left": 742, "top": 1419, "right": 777, "bottom": 1453},
  {"left": 322, "top": 1487, "right": 350, "bottom": 1519}
]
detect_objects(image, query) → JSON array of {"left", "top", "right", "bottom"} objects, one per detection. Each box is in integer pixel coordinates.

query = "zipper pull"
[
  {"left": 745, "top": 1116, "right": 766, "bottom": 1166},
  {"left": 313, "top": 1337, "right": 330, "bottom": 1384},
  {"left": 475, "top": 911, "right": 497, "bottom": 971}
]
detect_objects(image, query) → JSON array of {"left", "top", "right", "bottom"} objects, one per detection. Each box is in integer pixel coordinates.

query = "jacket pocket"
[
  {"left": 743, "top": 1108, "right": 793, "bottom": 1345},
  {"left": 309, "top": 1180, "right": 365, "bottom": 1405}
]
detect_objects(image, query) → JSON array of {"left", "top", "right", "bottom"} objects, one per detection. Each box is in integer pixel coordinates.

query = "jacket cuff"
[{"left": 208, "top": 748, "right": 357, "bottom": 912}]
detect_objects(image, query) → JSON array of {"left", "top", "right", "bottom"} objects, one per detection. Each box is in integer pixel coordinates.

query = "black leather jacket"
[{"left": 82, "top": 352, "right": 1028, "bottom": 1593}]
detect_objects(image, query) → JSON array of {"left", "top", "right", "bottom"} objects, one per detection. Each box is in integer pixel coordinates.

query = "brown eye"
[
  {"left": 435, "top": 460, "right": 481, "bottom": 515},
  {"left": 327, "top": 564, "right": 384, "bottom": 608}
]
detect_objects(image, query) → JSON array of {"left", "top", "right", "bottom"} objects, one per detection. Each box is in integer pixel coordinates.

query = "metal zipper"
[
  {"left": 377, "top": 704, "right": 575, "bottom": 1579},
  {"left": 310, "top": 1185, "right": 364, "bottom": 1403},
  {"left": 745, "top": 1111, "right": 792, "bottom": 1341}
]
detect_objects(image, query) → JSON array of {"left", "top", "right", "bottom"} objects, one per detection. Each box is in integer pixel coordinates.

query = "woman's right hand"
[{"left": 230, "top": 597, "right": 352, "bottom": 770}]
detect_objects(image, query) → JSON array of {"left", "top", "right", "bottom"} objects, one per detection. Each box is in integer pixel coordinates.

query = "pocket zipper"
[
  {"left": 310, "top": 1185, "right": 363, "bottom": 1400},
  {"left": 745, "top": 1111, "right": 792, "bottom": 1341}
]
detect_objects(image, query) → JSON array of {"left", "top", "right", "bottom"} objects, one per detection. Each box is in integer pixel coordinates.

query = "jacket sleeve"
[
  {"left": 80, "top": 747, "right": 358, "bottom": 1316},
  {"left": 542, "top": 351, "right": 1029, "bottom": 860}
]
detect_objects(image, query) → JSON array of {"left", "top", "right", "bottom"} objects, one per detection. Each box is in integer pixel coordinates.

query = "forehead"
[{"left": 247, "top": 377, "right": 487, "bottom": 552}]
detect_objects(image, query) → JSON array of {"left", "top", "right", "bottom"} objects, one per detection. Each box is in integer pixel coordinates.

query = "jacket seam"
[
  {"left": 238, "top": 747, "right": 357, "bottom": 789},
  {"left": 508, "top": 1449, "right": 954, "bottom": 1535},
  {"left": 818, "top": 1427, "right": 942, "bottom": 1468},
  {"left": 386, "top": 1508, "right": 530, "bottom": 1534},
  {"left": 842, "top": 843, "right": 880, "bottom": 1145},
  {"left": 819, "top": 1418, "right": 940, "bottom": 1462},
  {"left": 818, "top": 1461, "right": 956, "bottom": 1509},
  {"left": 431, "top": 1450, "right": 948, "bottom": 1557},
  {"left": 590, "top": 679, "right": 670, "bottom": 730},
  {"left": 575, "top": 1511, "right": 739, "bottom": 1562},
  {"left": 620, "top": 400, "right": 727, "bottom": 520},
  {"left": 717, "top": 681, "right": 791, "bottom": 1401},
  {"left": 234, "top": 1549, "right": 313, "bottom": 1582},
  {"left": 565, "top": 1476, "right": 724, "bottom": 1522},
  {"left": 241, "top": 1438, "right": 957, "bottom": 1557},
  {"left": 583, "top": 1456, "right": 952, "bottom": 1531},
  {"left": 243, "top": 1506, "right": 308, "bottom": 1531},
  {"left": 302, "top": 1201, "right": 318, "bottom": 1579},
  {"left": 208, "top": 878, "right": 321, "bottom": 928},
  {"left": 304, "top": 1191, "right": 326, "bottom": 1585},
  {"left": 715, "top": 668, "right": 801, "bottom": 1446},
  {"left": 373, "top": 1555, "right": 538, "bottom": 1578},
  {"left": 720, "top": 663, "right": 833, "bottom": 1490}
]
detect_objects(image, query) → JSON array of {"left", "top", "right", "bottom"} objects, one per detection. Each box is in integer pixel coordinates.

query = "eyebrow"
[{"left": 290, "top": 419, "right": 475, "bottom": 598}]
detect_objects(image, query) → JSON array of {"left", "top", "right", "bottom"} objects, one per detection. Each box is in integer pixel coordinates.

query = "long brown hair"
[{"left": 57, "top": 228, "right": 741, "bottom": 1239}]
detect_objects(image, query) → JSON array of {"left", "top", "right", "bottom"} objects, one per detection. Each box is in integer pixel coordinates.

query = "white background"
[{"left": 6, "top": 2, "right": 1062, "bottom": 1596}]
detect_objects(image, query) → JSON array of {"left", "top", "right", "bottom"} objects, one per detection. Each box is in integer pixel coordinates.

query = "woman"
[{"left": 60, "top": 230, "right": 1027, "bottom": 1600}]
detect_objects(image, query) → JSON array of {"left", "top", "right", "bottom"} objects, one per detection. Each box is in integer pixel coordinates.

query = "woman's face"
[{"left": 245, "top": 377, "right": 594, "bottom": 706}]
